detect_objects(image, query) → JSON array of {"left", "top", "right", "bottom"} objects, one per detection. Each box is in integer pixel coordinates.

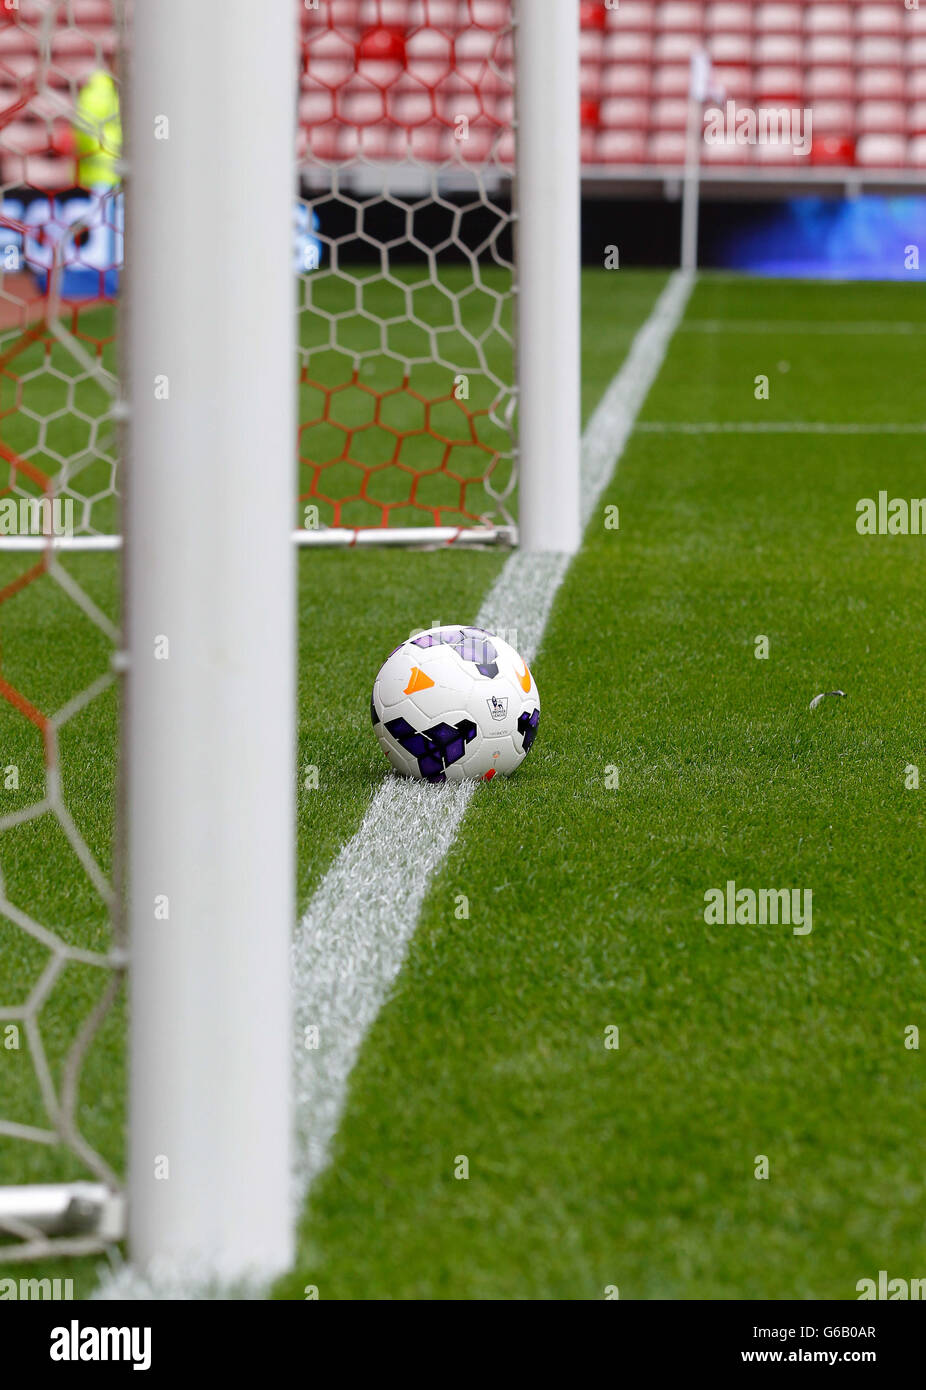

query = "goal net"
[
  {"left": 0, "top": 0, "right": 125, "bottom": 1263},
  {"left": 0, "top": 0, "right": 578, "bottom": 1277},
  {"left": 297, "top": 0, "right": 518, "bottom": 546}
]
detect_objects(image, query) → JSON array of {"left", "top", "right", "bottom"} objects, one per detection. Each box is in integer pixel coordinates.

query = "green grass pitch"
[{"left": 1, "top": 270, "right": 924, "bottom": 1298}]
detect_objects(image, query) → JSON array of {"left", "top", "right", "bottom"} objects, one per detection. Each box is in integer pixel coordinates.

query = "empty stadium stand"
[{"left": 1, "top": 1, "right": 924, "bottom": 190}]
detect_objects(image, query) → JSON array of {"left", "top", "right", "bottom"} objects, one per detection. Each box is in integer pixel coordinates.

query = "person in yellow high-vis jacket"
[{"left": 73, "top": 69, "right": 121, "bottom": 189}]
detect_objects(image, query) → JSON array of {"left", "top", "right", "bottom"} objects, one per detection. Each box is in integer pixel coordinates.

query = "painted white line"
[
  {"left": 636, "top": 421, "right": 926, "bottom": 435},
  {"left": 289, "top": 269, "right": 694, "bottom": 1202},
  {"left": 680, "top": 320, "right": 926, "bottom": 336},
  {"left": 92, "top": 269, "right": 694, "bottom": 1299}
]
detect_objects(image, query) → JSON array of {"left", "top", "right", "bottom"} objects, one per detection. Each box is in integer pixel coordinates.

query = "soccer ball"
[{"left": 370, "top": 625, "right": 540, "bottom": 782}]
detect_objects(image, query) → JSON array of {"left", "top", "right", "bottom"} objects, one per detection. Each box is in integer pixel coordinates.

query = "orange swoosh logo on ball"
[
  {"left": 404, "top": 665, "right": 435, "bottom": 694},
  {"left": 515, "top": 660, "right": 531, "bottom": 693}
]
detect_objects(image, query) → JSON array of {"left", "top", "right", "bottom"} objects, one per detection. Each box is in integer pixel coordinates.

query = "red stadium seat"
[
  {"left": 299, "top": 90, "right": 335, "bottom": 125},
  {"left": 652, "top": 97, "right": 689, "bottom": 131},
  {"left": 856, "top": 37, "right": 905, "bottom": 68},
  {"left": 705, "top": 3, "right": 753, "bottom": 34},
  {"left": 3, "top": 153, "right": 73, "bottom": 188},
  {"left": 810, "top": 135, "right": 855, "bottom": 166},
  {"left": 468, "top": 0, "right": 508, "bottom": 29},
  {"left": 708, "top": 33, "right": 753, "bottom": 66},
  {"left": 907, "top": 134, "right": 926, "bottom": 167},
  {"left": 357, "top": 27, "right": 406, "bottom": 86},
  {"left": 405, "top": 28, "right": 453, "bottom": 88},
  {"left": 69, "top": 1, "right": 115, "bottom": 23},
  {"left": 810, "top": 100, "right": 855, "bottom": 136},
  {"left": 654, "top": 32, "right": 702, "bottom": 64},
  {"left": 357, "top": 125, "right": 406, "bottom": 162},
  {"left": 655, "top": 2, "right": 704, "bottom": 33},
  {"left": 599, "top": 95, "right": 651, "bottom": 129},
  {"left": 603, "top": 32, "right": 654, "bottom": 64},
  {"left": 338, "top": 78, "right": 387, "bottom": 126},
  {"left": 407, "top": 121, "right": 447, "bottom": 162},
  {"left": 855, "top": 100, "right": 907, "bottom": 135},
  {"left": 392, "top": 79, "right": 436, "bottom": 126},
  {"left": 2, "top": 121, "right": 48, "bottom": 156},
  {"left": 805, "top": 67, "right": 854, "bottom": 101},
  {"left": 711, "top": 65, "right": 753, "bottom": 100},
  {"left": 856, "top": 5, "right": 904, "bottom": 40},
  {"left": 754, "top": 65, "right": 803, "bottom": 101},
  {"left": 359, "top": 0, "right": 409, "bottom": 26},
  {"left": 806, "top": 4, "right": 851, "bottom": 36},
  {"left": 580, "top": 0, "right": 608, "bottom": 32},
  {"left": 46, "top": 55, "right": 98, "bottom": 86},
  {"left": 754, "top": 4, "right": 803, "bottom": 36},
  {"left": 648, "top": 129, "right": 687, "bottom": 162},
  {"left": 406, "top": 1, "right": 456, "bottom": 25},
  {"left": 856, "top": 67, "right": 904, "bottom": 101},
  {"left": 307, "top": 123, "right": 342, "bottom": 162},
  {"left": 607, "top": 1, "right": 656, "bottom": 31},
  {"left": 302, "top": 0, "right": 358, "bottom": 22},
  {"left": 580, "top": 27, "right": 605, "bottom": 64},
  {"left": 580, "top": 63, "right": 603, "bottom": 101},
  {"left": 453, "top": 27, "right": 494, "bottom": 63},
  {"left": 0, "top": 27, "right": 36, "bottom": 55},
  {"left": 855, "top": 132, "right": 907, "bottom": 166},
  {"left": 754, "top": 34, "right": 803, "bottom": 67},
  {"left": 805, "top": 35, "right": 853, "bottom": 67},
  {"left": 580, "top": 126, "right": 599, "bottom": 162},
  {"left": 306, "top": 29, "right": 355, "bottom": 86},
  {"left": 600, "top": 64, "right": 652, "bottom": 97},
  {"left": 596, "top": 129, "right": 647, "bottom": 163},
  {"left": 652, "top": 64, "right": 692, "bottom": 96}
]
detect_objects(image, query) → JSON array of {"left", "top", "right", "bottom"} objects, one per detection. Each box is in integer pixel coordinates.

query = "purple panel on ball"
[
  {"left": 444, "top": 737, "right": 465, "bottom": 765},
  {"left": 426, "top": 721, "right": 458, "bottom": 746},
  {"left": 517, "top": 707, "right": 540, "bottom": 752},
  {"left": 385, "top": 716, "right": 415, "bottom": 738}
]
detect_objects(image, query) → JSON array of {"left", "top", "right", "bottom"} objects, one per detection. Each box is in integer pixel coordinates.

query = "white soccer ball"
[{"left": 370, "top": 624, "right": 540, "bottom": 782}]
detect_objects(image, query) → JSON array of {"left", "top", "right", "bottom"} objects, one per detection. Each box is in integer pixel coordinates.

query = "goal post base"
[
  {"left": 294, "top": 525, "right": 518, "bottom": 549},
  {"left": 0, "top": 1182, "right": 124, "bottom": 1263}
]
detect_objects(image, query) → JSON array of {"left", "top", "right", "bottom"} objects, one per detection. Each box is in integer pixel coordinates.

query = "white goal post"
[
  {"left": 124, "top": 0, "right": 296, "bottom": 1282},
  {"left": 0, "top": 0, "right": 579, "bottom": 1282}
]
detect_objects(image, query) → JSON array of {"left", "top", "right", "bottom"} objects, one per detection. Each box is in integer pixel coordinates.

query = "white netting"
[
  {"left": 0, "top": 0, "right": 124, "bottom": 1263},
  {"left": 296, "top": 0, "right": 518, "bottom": 536}
]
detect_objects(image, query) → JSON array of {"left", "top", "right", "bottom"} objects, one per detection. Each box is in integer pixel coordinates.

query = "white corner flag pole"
[
  {"left": 682, "top": 49, "right": 711, "bottom": 272},
  {"left": 126, "top": 0, "right": 295, "bottom": 1282},
  {"left": 515, "top": 0, "right": 581, "bottom": 554}
]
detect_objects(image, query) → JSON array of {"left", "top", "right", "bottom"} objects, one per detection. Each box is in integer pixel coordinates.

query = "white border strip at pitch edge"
[{"left": 93, "top": 268, "right": 693, "bottom": 1299}]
